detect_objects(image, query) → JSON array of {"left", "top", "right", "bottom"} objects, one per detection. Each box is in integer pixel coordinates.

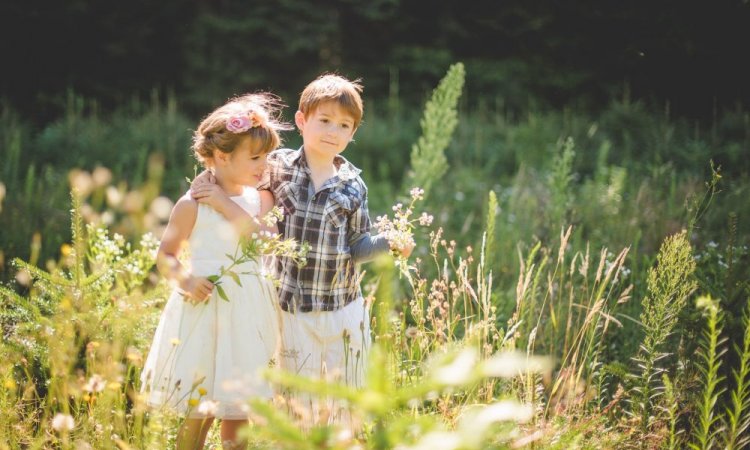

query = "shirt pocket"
[
  {"left": 324, "top": 191, "right": 361, "bottom": 229},
  {"left": 275, "top": 181, "right": 298, "bottom": 216}
]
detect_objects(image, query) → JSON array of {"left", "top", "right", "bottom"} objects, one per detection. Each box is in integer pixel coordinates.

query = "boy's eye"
[{"left": 251, "top": 156, "right": 261, "bottom": 161}]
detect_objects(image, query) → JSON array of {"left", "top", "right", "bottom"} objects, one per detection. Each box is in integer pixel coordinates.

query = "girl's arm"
[
  {"left": 258, "top": 190, "right": 279, "bottom": 235},
  {"left": 157, "top": 196, "right": 214, "bottom": 302},
  {"left": 190, "top": 183, "right": 263, "bottom": 236}
]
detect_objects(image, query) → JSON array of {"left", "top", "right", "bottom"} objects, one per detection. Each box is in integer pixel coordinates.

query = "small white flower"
[
  {"left": 418, "top": 212, "right": 434, "bottom": 226},
  {"left": 197, "top": 399, "right": 219, "bottom": 416},
  {"left": 83, "top": 374, "right": 106, "bottom": 393},
  {"left": 51, "top": 413, "right": 75, "bottom": 432},
  {"left": 149, "top": 196, "right": 174, "bottom": 222}
]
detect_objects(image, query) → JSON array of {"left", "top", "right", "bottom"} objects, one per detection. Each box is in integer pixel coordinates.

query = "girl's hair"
[
  {"left": 298, "top": 74, "right": 364, "bottom": 129},
  {"left": 192, "top": 93, "right": 292, "bottom": 167}
]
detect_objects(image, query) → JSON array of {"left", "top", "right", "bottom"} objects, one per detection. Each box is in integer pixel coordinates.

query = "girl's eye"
[
  {"left": 341, "top": 123, "right": 350, "bottom": 129},
  {"left": 251, "top": 156, "right": 261, "bottom": 161}
]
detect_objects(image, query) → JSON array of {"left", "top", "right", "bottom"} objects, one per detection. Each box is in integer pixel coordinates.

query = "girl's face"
[
  {"left": 220, "top": 137, "right": 267, "bottom": 188},
  {"left": 295, "top": 101, "right": 356, "bottom": 162}
]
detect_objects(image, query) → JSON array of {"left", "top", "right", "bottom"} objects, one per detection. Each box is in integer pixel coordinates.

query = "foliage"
[
  {"left": 629, "top": 231, "right": 697, "bottom": 433},
  {"left": 724, "top": 298, "right": 750, "bottom": 450},
  {"left": 405, "top": 62, "right": 464, "bottom": 200},
  {"left": 689, "top": 296, "right": 727, "bottom": 450},
  {"left": 0, "top": 193, "right": 166, "bottom": 448},
  {"left": 3, "top": 0, "right": 749, "bottom": 118}
]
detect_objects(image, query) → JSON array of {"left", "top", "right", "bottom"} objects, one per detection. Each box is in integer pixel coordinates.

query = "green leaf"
[
  {"left": 228, "top": 271, "right": 242, "bottom": 287},
  {"left": 207, "top": 275, "right": 219, "bottom": 283},
  {"left": 216, "top": 284, "right": 229, "bottom": 302}
]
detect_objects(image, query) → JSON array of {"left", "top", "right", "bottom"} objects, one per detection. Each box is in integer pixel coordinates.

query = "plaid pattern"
[{"left": 258, "top": 147, "right": 373, "bottom": 313}]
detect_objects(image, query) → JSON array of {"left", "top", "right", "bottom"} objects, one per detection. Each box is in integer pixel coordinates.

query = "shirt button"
[{"left": 306, "top": 218, "right": 312, "bottom": 223}]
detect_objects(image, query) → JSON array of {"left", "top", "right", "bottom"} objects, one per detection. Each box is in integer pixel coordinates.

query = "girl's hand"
[
  {"left": 180, "top": 275, "right": 214, "bottom": 303},
  {"left": 191, "top": 183, "right": 230, "bottom": 212},
  {"left": 191, "top": 169, "right": 215, "bottom": 188}
]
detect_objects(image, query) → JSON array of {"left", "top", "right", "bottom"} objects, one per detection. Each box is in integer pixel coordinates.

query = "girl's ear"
[
  {"left": 294, "top": 110, "right": 306, "bottom": 132},
  {"left": 214, "top": 150, "right": 230, "bottom": 166}
]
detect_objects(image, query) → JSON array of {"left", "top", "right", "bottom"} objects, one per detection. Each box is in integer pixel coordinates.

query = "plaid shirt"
[{"left": 258, "top": 147, "right": 376, "bottom": 313}]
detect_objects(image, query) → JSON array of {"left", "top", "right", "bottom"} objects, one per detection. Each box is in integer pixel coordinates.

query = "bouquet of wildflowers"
[
  {"left": 206, "top": 206, "right": 309, "bottom": 301},
  {"left": 374, "top": 187, "right": 433, "bottom": 273}
]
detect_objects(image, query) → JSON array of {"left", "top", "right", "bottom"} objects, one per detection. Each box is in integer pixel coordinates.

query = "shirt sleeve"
[
  {"left": 257, "top": 151, "right": 277, "bottom": 192},
  {"left": 351, "top": 233, "right": 390, "bottom": 264},
  {"left": 348, "top": 185, "right": 390, "bottom": 263}
]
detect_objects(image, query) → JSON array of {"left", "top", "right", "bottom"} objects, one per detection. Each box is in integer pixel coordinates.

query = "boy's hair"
[
  {"left": 298, "top": 74, "right": 363, "bottom": 129},
  {"left": 192, "top": 92, "right": 292, "bottom": 167}
]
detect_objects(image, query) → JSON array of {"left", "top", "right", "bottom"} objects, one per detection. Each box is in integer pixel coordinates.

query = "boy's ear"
[{"left": 294, "top": 110, "right": 306, "bottom": 131}]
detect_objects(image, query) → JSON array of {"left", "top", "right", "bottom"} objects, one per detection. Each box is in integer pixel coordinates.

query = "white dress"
[{"left": 140, "top": 187, "right": 280, "bottom": 419}]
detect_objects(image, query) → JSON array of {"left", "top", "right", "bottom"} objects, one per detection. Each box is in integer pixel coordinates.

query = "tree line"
[{"left": 1, "top": 0, "right": 748, "bottom": 121}]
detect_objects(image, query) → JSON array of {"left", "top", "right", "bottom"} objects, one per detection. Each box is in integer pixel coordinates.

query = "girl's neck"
[{"left": 214, "top": 173, "right": 244, "bottom": 196}]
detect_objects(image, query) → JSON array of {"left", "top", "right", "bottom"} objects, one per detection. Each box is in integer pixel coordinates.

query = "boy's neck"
[{"left": 303, "top": 148, "right": 338, "bottom": 191}]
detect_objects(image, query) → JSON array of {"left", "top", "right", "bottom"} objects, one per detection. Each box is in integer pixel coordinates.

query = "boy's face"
[{"left": 295, "top": 102, "right": 356, "bottom": 162}]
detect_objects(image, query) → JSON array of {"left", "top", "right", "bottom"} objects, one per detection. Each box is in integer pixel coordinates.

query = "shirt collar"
[{"left": 291, "top": 146, "right": 361, "bottom": 183}]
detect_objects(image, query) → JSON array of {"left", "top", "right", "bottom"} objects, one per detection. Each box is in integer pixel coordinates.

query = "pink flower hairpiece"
[{"left": 226, "top": 110, "right": 267, "bottom": 133}]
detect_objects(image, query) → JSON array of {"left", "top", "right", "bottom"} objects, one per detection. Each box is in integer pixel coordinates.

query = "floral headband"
[{"left": 226, "top": 109, "right": 268, "bottom": 133}]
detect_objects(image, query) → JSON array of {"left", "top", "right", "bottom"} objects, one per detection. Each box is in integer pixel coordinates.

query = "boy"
[{"left": 191, "top": 74, "right": 411, "bottom": 393}]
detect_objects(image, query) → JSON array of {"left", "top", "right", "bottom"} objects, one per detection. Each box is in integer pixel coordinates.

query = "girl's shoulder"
[
  {"left": 171, "top": 192, "right": 199, "bottom": 216},
  {"left": 177, "top": 190, "right": 198, "bottom": 206}
]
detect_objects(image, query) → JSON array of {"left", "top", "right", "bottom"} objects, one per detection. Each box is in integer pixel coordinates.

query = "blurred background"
[
  {"left": 2, "top": 0, "right": 749, "bottom": 119},
  {"left": 0, "top": 0, "right": 748, "bottom": 292}
]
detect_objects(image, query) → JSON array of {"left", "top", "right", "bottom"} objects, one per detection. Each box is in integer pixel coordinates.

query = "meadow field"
[{"left": 1, "top": 64, "right": 749, "bottom": 449}]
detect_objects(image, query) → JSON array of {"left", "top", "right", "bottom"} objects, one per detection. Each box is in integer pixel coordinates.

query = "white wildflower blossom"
[
  {"left": 410, "top": 187, "right": 425, "bottom": 200},
  {"left": 51, "top": 413, "right": 75, "bottom": 432},
  {"left": 375, "top": 188, "right": 433, "bottom": 259},
  {"left": 197, "top": 400, "right": 219, "bottom": 416},
  {"left": 149, "top": 196, "right": 174, "bottom": 221},
  {"left": 418, "top": 212, "right": 434, "bottom": 226},
  {"left": 83, "top": 374, "right": 106, "bottom": 393},
  {"left": 92, "top": 166, "right": 112, "bottom": 187}
]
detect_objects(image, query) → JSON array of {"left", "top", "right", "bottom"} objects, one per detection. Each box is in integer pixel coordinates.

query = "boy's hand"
[
  {"left": 191, "top": 169, "right": 215, "bottom": 188},
  {"left": 191, "top": 183, "right": 230, "bottom": 212},
  {"left": 180, "top": 275, "right": 214, "bottom": 303},
  {"left": 391, "top": 241, "right": 415, "bottom": 259}
]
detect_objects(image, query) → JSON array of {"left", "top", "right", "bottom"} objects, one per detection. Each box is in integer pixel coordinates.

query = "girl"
[{"left": 140, "top": 93, "right": 290, "bottom": 449}]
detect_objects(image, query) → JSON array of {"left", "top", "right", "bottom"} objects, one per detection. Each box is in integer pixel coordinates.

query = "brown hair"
[
  {"left": 298, "top": 74, "right": 364, "bottom": 129},
  {"left": 192, "top": 92, "right": 292, "bottom": 167}
]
